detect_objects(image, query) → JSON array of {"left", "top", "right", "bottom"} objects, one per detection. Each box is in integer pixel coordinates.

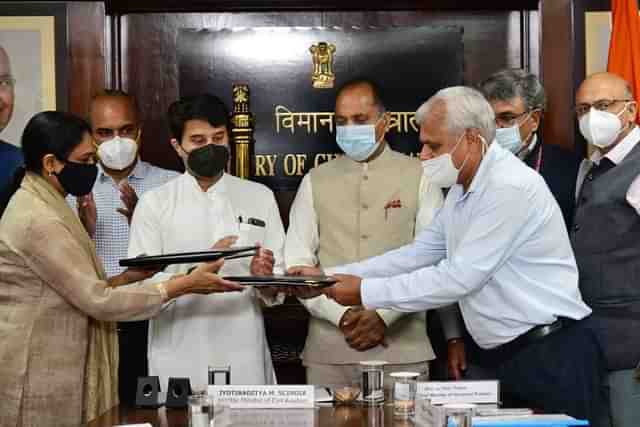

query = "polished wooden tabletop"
[{"left": 86, "top": 403, "right": 420, "bottom": 427}]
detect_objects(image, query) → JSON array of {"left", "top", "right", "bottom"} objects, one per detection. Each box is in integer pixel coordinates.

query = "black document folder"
[
  {"left": 222, "top": 275, "right": 337, "bottom": 287},
  {"left": 119, "top": 246, "right": 258, "bottom": 267}
]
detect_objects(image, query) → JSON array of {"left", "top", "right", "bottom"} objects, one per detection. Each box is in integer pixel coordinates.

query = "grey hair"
[
  {"left": 478, "top": 68, "right": 546, "bottom": 111},
  {"left": 415, "top": 86, "right": 496, "bottom": 143}
]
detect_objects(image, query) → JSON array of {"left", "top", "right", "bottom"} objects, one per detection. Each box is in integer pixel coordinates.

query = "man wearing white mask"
[
  {"left": 573, "top": 72, "right": 640, "bottom": 427},
  {"left": 75, "top": 89, "right": 179, "bottom": 405},
  {"left": 435, "top": 70, "right": 585, "bottom": 385},
  {"left": 291, "top": 86, "right": 607, "bottom": 426},
  {"left": 285, "top": 79, "right": 443, "bottom": 386}
]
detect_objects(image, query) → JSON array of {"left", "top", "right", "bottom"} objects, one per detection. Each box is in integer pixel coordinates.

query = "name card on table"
[
  {"left": 207, "top": 385, "right": 315, "bottom": 408},
  {"left": 417, "top": 380, "right": 499, "bottom": 405}
]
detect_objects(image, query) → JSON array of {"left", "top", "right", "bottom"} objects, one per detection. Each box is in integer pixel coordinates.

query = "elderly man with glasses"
[{"left": 571, "top": 72, "right": 640, "bottom": 427}]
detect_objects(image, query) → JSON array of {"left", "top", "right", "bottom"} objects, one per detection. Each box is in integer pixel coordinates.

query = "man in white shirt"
[
  {"left": 75, "top": 90, "right": 179, "bottom": 404},
  {"left": 285, "top": 79, "right": 443, "bottom": 387},
  {"left": 292, "top": 86, "right": 606, "bottom": 426},
  {"left": 572, "top": 72, "right": 640, "bottom": 427},
  {"left": 128, "top": 94, "right": 285, "bottom": 390}
]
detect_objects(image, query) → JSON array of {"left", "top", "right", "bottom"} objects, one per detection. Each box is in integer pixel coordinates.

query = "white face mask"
[
  {"left": 421, "top": 132, "right": 470, "bottom": 188},
  {"left": 579, "top": 105, "right": 629, "bottom": 149},
  {"left": 97, "top": 136, "right": 138, "bottom": 170}
]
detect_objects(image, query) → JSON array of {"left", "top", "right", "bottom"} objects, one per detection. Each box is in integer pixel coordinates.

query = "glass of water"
[
  {"left": 442, "top": 403, "right": 476, "bottom": 427},
  {"left": 188, "top": 393, "right": 214, "bottom": 427},
  {"left": 390, "top": 371, "right": 419, "bottom": 418},
  {"left": 359, "top": 360, "right": 387, "bottom": 404}
]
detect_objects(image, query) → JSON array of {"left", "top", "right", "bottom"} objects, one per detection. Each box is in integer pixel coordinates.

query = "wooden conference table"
[{"left": 86, "top": 403, "right": 418, "bottom": 427}]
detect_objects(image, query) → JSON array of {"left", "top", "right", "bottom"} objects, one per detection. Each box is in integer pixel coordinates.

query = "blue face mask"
[
  {"left": 336, "top": 118, "right": 383, "bottom": 162},
  {"left": 495, "top": 125, "right": 523, "bottom": 154}
]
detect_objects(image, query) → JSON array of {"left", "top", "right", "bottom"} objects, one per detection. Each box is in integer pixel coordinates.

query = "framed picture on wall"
[{"left": 0, "top": 2, "right": 67, "bottom": 146}]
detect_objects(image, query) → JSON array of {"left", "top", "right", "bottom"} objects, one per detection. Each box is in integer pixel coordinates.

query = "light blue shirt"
[
  {"left": 69, "top": 160, "right": 179, "bottom": 276},
  {"left": 328, "top": 143, "right": 591, "bottom": 349}
]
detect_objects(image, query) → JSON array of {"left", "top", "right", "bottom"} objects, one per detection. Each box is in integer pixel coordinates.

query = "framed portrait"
[{"left": 0, "top": 2, "right": 67, "bottom": 146}]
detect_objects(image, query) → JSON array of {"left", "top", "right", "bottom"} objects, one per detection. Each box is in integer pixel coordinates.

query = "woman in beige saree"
[{"left": 0, "top": 111, "right": 244, "bottom": 427}]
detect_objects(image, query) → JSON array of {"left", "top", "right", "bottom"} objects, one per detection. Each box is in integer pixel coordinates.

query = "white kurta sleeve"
[
  {"left": 416, "top": 175, "right": 444, "bottom": 234},
  {"left": 255, "top": 189, "right": 286, "bottom": 306},
  {"left": 626, "top": 173, "right": 640, "bottom": 216},
  {"left": 284, "top": 174, "right": 350, "bottom": 326},
  {"left": 284, "top": 174, "right": 319, "bottom": 268},
  {"left": 360, "top": 186, "right": 531, "bottom": 312}
]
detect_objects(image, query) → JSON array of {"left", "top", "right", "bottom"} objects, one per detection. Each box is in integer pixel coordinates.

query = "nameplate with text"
[
  {"left": 207, "top": 385, "right": 315, "bottom": 408},
  {"left": 417, "top": 380, "right": 499, "bottom": 405}
]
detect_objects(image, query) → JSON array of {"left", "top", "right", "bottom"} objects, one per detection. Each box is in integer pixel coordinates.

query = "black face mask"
[
  {"left": 55, "top": 161, "right": 98, "bottom": 197},
  {"left": 186, "top": 144, "right": 229, "bottom": 178}
]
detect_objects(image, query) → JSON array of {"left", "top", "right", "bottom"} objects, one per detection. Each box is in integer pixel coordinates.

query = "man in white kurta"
[{"left": 128, "top": 94, "right": 285, "bottom": 390}]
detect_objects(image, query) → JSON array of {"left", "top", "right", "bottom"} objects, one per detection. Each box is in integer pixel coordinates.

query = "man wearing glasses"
[
  {"left": 0, "top": 45, "right": 23, "bottom": 194},
  {"left": 572, "top": 72, "right": 640, "bottom": 427},
  {"left": 74, "top": 89, "right": 179, "bottom": 405},
  {"left": 478, "top": 69, "right": 581, "bottom": 229}
]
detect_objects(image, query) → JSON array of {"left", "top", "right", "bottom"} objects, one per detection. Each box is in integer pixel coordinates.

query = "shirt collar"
[
  {"left": 590, "top": 125, "right": 640, "bottom": 165},
  {"left": 183, "top": 171, "right": 228, "bottom": 195},
  {"left": 97, "top": 158, "right": 146, "bottom": 183}
]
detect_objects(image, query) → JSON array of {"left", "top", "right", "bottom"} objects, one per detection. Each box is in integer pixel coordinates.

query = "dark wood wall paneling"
[
  {"left": 106, "top": 0, "right": 539, "bottom": 14},
  {"left": 67, "top": 2, "right": 108, "bottom": 118},
  {"left": 119, "top": 10, "right": 539, "bottom": 225},
  {"left": 540, "top": 0, "right": 612, "bottom": 158}
]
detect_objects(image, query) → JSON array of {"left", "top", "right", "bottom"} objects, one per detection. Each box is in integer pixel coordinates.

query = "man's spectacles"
[
  {"left": 495, "top": 110, "right": 534, "bottom": 127},
  {"left": 0, "top": 76, "right": 15, "bottom": 92},
  {"left": 574, "top": 99, "right": 633, "bottom": 117}
]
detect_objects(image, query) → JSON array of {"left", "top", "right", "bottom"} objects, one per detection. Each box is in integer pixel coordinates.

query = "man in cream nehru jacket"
[{"left": 285, "top": 79, "right": 443, "bottom": 386}]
